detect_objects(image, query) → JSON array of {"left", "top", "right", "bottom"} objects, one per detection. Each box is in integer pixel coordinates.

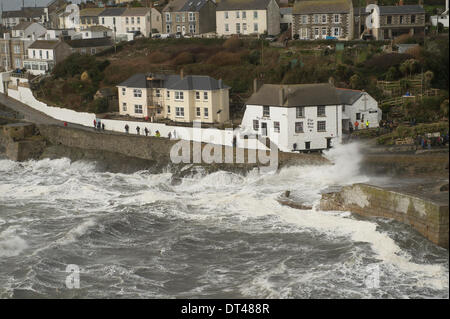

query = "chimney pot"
[{"left": 279, "top": 86, "right": 285, "bottom": 105}]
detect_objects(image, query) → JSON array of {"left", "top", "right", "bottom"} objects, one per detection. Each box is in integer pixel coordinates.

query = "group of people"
[
  {"left": 415, "top": 133, "right": 449, "bottom": 149},
  {"left": 348, "top": 120, "right": 370, "bottom": 134},
  {"left": 379, "top": 119, "right": 395, "bottom": 132},
  {"left": 93, "top": 119, "right": 105, "bottom": 131},
  {"left": 124, "top": 124, "right": 175, "bottom": 139}
]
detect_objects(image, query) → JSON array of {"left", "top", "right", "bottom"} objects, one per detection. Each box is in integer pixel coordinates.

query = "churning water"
[{"left": 0, "top": 143, "right": 448, "bottom": 298}]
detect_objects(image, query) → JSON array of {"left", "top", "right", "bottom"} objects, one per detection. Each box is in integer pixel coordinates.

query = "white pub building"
[{"left": 240, "top": 81, "right": 381, "bottom": 152}]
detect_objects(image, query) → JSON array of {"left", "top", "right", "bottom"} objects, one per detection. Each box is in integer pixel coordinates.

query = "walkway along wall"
[{"left": 0, "top": 73, "right": 269, "bottom": 151}]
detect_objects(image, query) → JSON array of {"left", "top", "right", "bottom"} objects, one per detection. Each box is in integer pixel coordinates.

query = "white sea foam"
[
  {"left": 0, "top": 228, "right": 28, "bottom": 257},
  {"left": 56, "top": 218, "right": 97, "bottom": 246}
]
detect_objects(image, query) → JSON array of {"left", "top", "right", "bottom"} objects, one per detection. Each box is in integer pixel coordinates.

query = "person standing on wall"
[
  {"left": 125, "top": 124, "right": 129, "bottom": 134},
  {"left": 354, "top": 121, "right": 359, "bottom": 131},
  {"left": 144, "top": 127, "right": 149, "bottom": 136},
  {"left": 365, "top": 120, "right": 369, "bottom": 129}
]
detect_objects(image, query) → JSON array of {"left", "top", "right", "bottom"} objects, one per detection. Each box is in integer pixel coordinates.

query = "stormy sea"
[{"left": 0, "top": 143, "right": 448, "bottom": 299}]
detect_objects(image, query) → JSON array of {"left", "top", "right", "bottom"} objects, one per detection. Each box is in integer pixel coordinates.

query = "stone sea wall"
[{"left": 320, "top": 183, "right": 449, "bottom": 248}]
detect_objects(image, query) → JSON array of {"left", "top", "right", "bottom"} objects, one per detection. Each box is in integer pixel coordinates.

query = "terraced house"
[
  {"left": 366, "top": 4, "right": 426, "bottom": 40},
  {"left": 292, "top": 0, "right": 354, "bottom": 40},
  {"left": 79, "top": 8, "right": 105, "bottom": 30},
  {"left": 117, "top": 71, "right": 230, "bottom": 124},
  {"left": 216, "top": 0, "right": 280, "bottom": 36},
  {"left": 162, "top": 0, "right": 216, "bottom": 35}
]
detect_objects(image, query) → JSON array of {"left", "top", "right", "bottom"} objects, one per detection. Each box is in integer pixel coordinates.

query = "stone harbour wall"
[{"left": 320, "top": 183, "right": 449, "bottom": 248}]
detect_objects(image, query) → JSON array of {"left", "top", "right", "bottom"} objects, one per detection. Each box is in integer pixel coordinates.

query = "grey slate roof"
[
  {"left": 379, "top": 5, "right": 425, "bottom": 15},
  {"left": 246, "top": 83, "right": 342, "bottom": 107},
  {"left": 29, "top": 40, "right": 61, "bottom": 49},
  {"left": 280, "top": 7, "right": 293, "bottom": 15},
  {"left": 2, "top": 7, "right": 45, "bottom": 19},
  {"left": 66, "top": 38, "right": 113, "bottom": 49},
  {"left": 118, "top": 73, "right": 230, "bottom": 91},
  {"left": 163, "top": 0, "right": 210, "bottom": 12},
  {"left": 217, "top": 0, "right": 272, "bottom": 11},
  {"left": 335, "top": 88, "right": 363, "bottom": 105},
  {"left": 293, "top": 0, "right": 352, "bottom": 15},
  {"left": 99, "top": 8, "right": 126, "bottom": 17},
  {"left": 12, "top": 21, "right": 34, "bottom": 30}
]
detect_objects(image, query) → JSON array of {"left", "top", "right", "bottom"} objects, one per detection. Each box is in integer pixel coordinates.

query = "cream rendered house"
[
  {"left": 117, "top": 72, "right": 230, "bottom": 124},
  {"left": 216, "top": 0, "right": 280, "bottom": 36},
  {"left": 120, "top": 8, "right": 162, "bottom": 37}
]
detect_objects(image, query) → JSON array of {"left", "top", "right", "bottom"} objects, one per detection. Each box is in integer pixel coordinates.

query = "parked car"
[
  {"left": 175, "top": 32, "right": 183, "bottom": 39},
  {"left": 265, "top": 35, "right": 277, "bottom": 42},
  {"left": 152, "top": 33, "right": 161, "bottom": 38}
]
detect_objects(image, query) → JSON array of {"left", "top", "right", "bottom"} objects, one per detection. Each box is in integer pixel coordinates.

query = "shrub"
[
  {"left": 223, "top": 37, "right": 243, "bottom": 51},
  {"left": 172, "top": 51, "right": 195, "bottom": 65},
  {"left": 93, "top": 98, "right": 108, "bottom": 114},
  {"left": 207, "top": 51, "right": 242, "bottom": 66},
  {"left": 148, "top": 51, "right": 170, "bottom": 63}
]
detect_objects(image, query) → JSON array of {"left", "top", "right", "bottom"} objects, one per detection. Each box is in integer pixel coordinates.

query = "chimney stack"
[
  {"left": 253, "top": 78, "right": 262, "bottom": 93},
  {"left": 399, "top": 0, "right": 404, "bottom": 6},
  {"left": 180, "top": 68, "right": 184, "bottom": 79},
  {"left": 279, "top": 86, "right": 285, "bottom": 105}
]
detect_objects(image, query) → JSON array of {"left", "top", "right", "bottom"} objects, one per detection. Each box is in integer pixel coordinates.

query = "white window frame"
[
  {"left": 334, "top": 14, "right": 340, "bottom": 24},
  {"left": 175, "top": 91, "right": 184, "bottom": 101},
  {"left": 134, "top": 104, "right": 143, "bottom": 114},
  {"left": 203, "top": 91, "right": 208, "bottom": 101},
  {"left": 204, "top": 107, "right": 209, "bottom": 118},
  {"left": 317, "top": 121, "right": 326, "bottom": 132},
  {"left": 133, "top": 89, "right": 142, "bottom": 97},
  {"left": 175, "top": 107, "right": 184, "bottom": 117},
  {"left": 122, "top": 102, "right": 127, "bottom": 111}
]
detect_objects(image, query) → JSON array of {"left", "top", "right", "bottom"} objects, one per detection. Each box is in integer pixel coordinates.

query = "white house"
[
  {"left": 430, "top": 0, "right": 449, "bottom": 28},
  {"left": 79, "top": 26, "right": 112, "bottom": 39},
  {"left": 241, "top": 82, "right": 343, "bottom": 152},
  {"left": 336, "top": 88, "right": 381, "bottom": 130},
  {"left": 216, "top": 0, "right": 281, "bottom": 36},
  {"left": 11, "top": 22, "right": 47, "bottom": 39},
  {"left": 24, "top": 40, "right": 72, "bottom": 75},
  {"left": 98, "top": 7, "right": 126, "bottom": 36}
]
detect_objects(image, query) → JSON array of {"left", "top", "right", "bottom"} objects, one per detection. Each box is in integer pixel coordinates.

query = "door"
[
  {"left": 261, "top": 122, "right": 267, "bottom": 137},
  {"left": 182, "top": 26, "right": 186, "bottom": 35},
  {"left": 305, "top": 141, "right": 311, "bottom": 150},
  {"left": 326, "top": 138, "right": 332, "bottom": 149}
]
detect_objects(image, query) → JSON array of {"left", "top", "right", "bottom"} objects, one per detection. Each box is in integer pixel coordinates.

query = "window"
[
  {"left": 224, "top": 11, "right": 229, "bottom": 19},
  {"left": 33, "top": 50, "right": 36, "bottom": 58},
  {"left": 314, "top": 27, "right": 319, "bottom": 37},
  {"left": 155, "top": 89, "right": 161, "bottom": 98},
  {"left": 167, "top": 105, "right": 171, "bottom": 113},
  {"left": 91, "top": 48, "right": 96, "bottom": 54},
  {"left": 122, "top": 88, "right": 126, "bottom": 95},
  {"left": 175, "top": 107, "right": 184, "bottom": 117},
  {"left": 165, "top": 13, "right": 171, "bottom": 22},
  {"left": 225, "top": 23, "right": 229, "bottom": 32},
  {"left": 135, "top": 105, "right": 143, "bottom": 114},
  {"left": 411, "top": 15, "right": 416, "bottom": 24},
  {"left": 387, "top": 16, "right": 392, "bottom": 24},
  {"left": 166, "top": 24, "right": 171, "bottom": 33},
  {"left": 236, "top": 23, "right": 241, "bottom": 34},
  {"left": 166, "top": 91, "right": 170, "bottom": 99},
  {"left": 333, "top": 27, "right": 340, "bottom": 37},
  {"left": 14, "top": 58, "right": 21, "bottom": 68},
  {"left": 243, "top": 23, "right": 247, "bottom": 32},
  {"left": 334, "top": 14, "right": 340, "bottom": 23},
  {"left": 189, "top": 24, "right": 196, "bottom": 33},
  {"left": 274, "top": 121, "right": 280, "bottom": 133},
  {"left": 189, "top": 12, "right": 195, "bottom": 22},
  {"left": 263, "top": 106, "right": 270, "bottom": 117},
  {"left": 314, "top": 15, "right": 319, "bottom": 24},
  {"left": 196, "top": 91, "right": 200, "bottom": 100},
  {"left": 182, "top": 14, "right": 185, "bottom": 23},
  {"left": 253, "top": 11, "right": 258, "bottom": 19},
  {"left": 301, "top": 15, "right": 308, "bottom": 24},
  {"left": 321, "top": 14, "right": 327, "bottom": 24},
  {"left": 102, "top": 18, "right": 105, "bottom": 24},
  {"left": 242, "top": 11, "right": 246, "bottom": 19},
  {"left": 317, "top": 121, "right": 326, "bottom": 132},
  {"left": 203, "top": 92, "right": 208, "bottom": 100},
  {"left": 295, "top": 122, "right": 303, "bottom": 133},
  {"left": 253, "top": 23, "right": 258, "bottom": 32},
  {"left": 296, "top": 107, "right": 304, "bottom": 118},
  {"left": 176, "top": 14, "right": 180, "bottom": 22},
  {"left": 301, "top": 28, "right": 308, "bottom": 39},
  {"left": 175, "top": 91, "right": 184, "bottom": 100},
  {"left": 126, "top": 17, "right": 129, "bottom": 24},
  {"left": 122, "top": 102, "right": 127, "bottom": 111},
  {"left": 176, "top": 25, "right": 181, "bottom": 32},
  {"left": 14, "top": 45, "right": 20, "bottom": 54},
  {"left": 236, "top": 11, "right": 240, "bottom": 19},
  {"left": 137, "top": 17, "right": 140, "bottom": 24},
  {"left": 196, "top": 107, "right": 201, "bottom": 117},
  {"left": 399, "top": 16, "right": 404, "bottom": 24},
  {"left": 253, "top": 119, "right": 259, "bottom": 130},
  {"left": 317, "top": 106, "right": 326, "bottom": 117},
  {"left": 356, "top": 113, "right": 361, "bottom": 120},
  {"left": 133, "top": 89, "right": 142, "bottom": 97},
  {"left": 204, "top": 108, "right": 209, "bottom": 118},
  {"left": 321, "top": 27, "right": 327, "bottom": 37}
]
